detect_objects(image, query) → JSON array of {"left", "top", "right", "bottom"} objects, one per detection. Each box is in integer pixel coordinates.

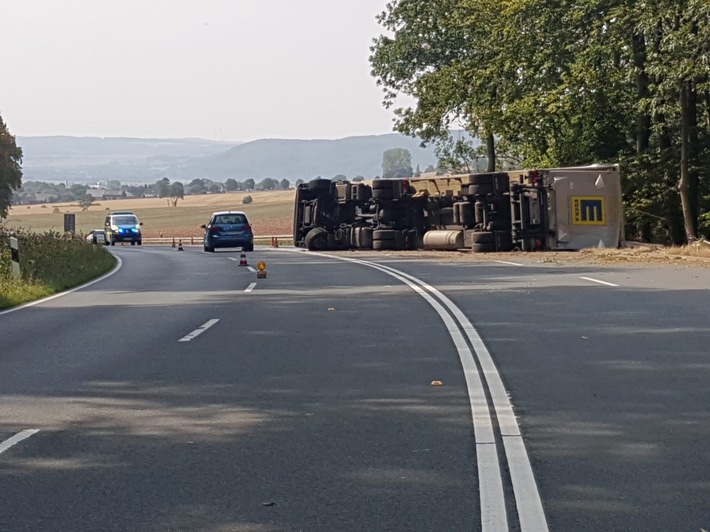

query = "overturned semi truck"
[{"left": 293, "top": 164, "right": 623, "bottom": 252}]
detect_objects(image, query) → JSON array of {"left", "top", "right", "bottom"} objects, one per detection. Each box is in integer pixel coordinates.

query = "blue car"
[
  {"left": 104, "top": 211, "right": 142, "bottom": 246},
  {"left": 202, "top": 211, "right": 254, "bottom": 252}
]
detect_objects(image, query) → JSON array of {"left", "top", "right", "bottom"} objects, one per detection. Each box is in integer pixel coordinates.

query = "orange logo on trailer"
[{"left": 571, "top": 196, "right": 605, "bottom": 225}]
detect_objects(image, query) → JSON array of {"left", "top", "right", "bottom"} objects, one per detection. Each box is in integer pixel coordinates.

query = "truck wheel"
[
  {"left": 467, "top": 183, "right": 494, "bottom": 196},
  {"left": 472, "top": 242, "right": 496, "bottom": 252},
  {"left": 373, "top": 239, "right": 396, "bottom": 251},
  {"left": 494, "top": 231, "right": 514, "bottom": 251},
  {"left": 305, "top": 227, "right": 329, "bottom": 251},
  {"left": 373, "top": 229, "right": 396, "bottom": 241},
  {"left": 372, "top": 188, "right": 394, "bottom": 200},
  {"left": 469, "top": 231, "right": 495, "bottom": 244},
  {"left": 308, "top": 179, "right": 331, "bottom": 192}
]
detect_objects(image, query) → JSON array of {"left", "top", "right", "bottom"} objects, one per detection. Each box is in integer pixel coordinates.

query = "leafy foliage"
[
  {"left": 370, "top": 0, "right": 710, "bottom": 243},
  {"left": 0, "top": 115, "right": 23, "bottom": 218},
  {"left": 382, "top": 148, "right": 414, "bottom": 178},
  {"left": 0, "top": 224, "right": 116, "bottom": 308}
]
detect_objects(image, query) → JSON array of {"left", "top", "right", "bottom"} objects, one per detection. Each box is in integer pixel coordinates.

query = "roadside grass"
[{"left": 0, "top": 226, "right": 116, "bottom": 310}]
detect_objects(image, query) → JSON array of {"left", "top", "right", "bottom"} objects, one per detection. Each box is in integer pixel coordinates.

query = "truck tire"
[
  {"left": 465, "top": 175, "right": 494, "bottom": 194},
  {"left": 359, "top": 227, "right": 374, "bottom": 249},
  {"left": 404, "top": 229, "right": 419, "bottom": 250},
  {"left": 372, "top": 188, "right": 394, "bottom": 200},
  {"left": 372, "top": 180, "right": 395, "bottom": 200},
  {"left": 494, "top": 230, "right": 514, "bottom": 251},
  {"left": 373, "top": 229, "right": 396, "bottom": 241},
  {"left": 467, "top": 183, "right": 494, "bottom": 196},
  {"left": 472, "top": 242, "right": 496, "bottom": 253},
  {"left": 308, "top": 179, "right": 331, "bottom": 192},
  {"left": 373, "top": 239, "right": 396, "bottom": 251},
  {"left": 304, "top": 227, "right": 329, "bottom": 251},
  {"left": 469, "top": 231, "right": 495, "bottom": 244}
]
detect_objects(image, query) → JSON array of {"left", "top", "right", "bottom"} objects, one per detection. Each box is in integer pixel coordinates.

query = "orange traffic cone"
[
  {"left": 177, "top": 239, "right": 184, "bottom": 251},
  {"left": 239, "top": 249, "right": 248, "bottom": 266},
  {"left": 271, "top": 236, "right": 279, "bottom": 248}
]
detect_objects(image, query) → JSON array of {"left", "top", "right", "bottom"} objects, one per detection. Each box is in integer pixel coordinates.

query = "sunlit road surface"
[{"left": 1, "top": 246, "right": 709, "bottom": 531}]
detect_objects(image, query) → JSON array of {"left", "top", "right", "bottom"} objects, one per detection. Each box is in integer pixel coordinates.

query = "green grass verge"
[{"left": 0, "top": 226, "right": 117, "bottom": 310}]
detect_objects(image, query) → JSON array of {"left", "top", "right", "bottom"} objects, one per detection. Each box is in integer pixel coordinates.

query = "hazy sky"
[{"left": 0, "top": 0, "right": 402, "bottom": 142}]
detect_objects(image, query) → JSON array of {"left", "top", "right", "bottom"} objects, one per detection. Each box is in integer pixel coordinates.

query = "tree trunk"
[
  {"left": 678, "top": 81, "right": 697, "bottom": 242},
  {"left": 485, "top": 130, "right": 495, "bottom": 172},
  {"left": 632, "top": 33, "right": 651, "bottom": 154}
]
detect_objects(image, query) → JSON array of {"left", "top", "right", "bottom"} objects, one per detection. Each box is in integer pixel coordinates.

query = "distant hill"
[
  {"left": 16, "top": 134, "right": 445, "bottom": 183},
  {"left": 173, "top": 134, "right": 442, "bottom": 181},
  {"left": 17, "top": 136, "right": 238, "bottom": 182}
]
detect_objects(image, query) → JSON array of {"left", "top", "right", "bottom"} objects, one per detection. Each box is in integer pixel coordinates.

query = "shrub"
[
  {"left": 242, "top": 195, "right": 253, "bottom": 204},
  {"left": 0, "top": 224, "right": 116, "bottom": 309}
]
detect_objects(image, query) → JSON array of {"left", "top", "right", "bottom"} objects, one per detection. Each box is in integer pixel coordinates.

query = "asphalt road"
[{"left": 0, "top": 246, "right": 708, "bottom": 531}]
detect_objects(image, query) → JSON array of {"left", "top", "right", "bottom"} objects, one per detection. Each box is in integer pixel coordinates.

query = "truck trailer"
[{"left": 293, "top": 164, "right": 623, "bottom": 253}]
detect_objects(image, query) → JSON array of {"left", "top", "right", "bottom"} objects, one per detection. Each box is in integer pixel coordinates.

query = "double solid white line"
[{"left": 294, "top": 249, "right": 548, "bottom": 532}]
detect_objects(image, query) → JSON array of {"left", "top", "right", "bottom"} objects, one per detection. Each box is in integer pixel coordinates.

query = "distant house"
[
  {"left": 87, "top": 189, "right": 107, "bottom": 200},
  {"left": 103, "top": 189, "right": 124, "bottom": 200},
  {"left": 34, "top": 193, "right": 59, "bottom": 203},
  {"left": 87, "top": 189, "right": 126, "bottom": 200}
]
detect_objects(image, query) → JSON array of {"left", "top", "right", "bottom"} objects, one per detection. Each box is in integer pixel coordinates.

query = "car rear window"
[{"left": 213, "top": 214, "right": 247, "bottom": 225}]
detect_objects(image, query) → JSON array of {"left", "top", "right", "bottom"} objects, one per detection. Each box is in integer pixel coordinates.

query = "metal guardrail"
[{"left": 141, "top": 235, "right": 292, "bottom": 246}]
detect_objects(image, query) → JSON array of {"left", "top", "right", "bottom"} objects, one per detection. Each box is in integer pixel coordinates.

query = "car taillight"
[
  {"left": 243, "top": 224, "right": 251, "bottom": 232},
  {"left": 209, "top": 225, "right": 221, "bottom": 234}
]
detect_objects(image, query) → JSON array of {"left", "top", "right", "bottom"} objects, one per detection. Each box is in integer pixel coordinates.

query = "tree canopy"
[
  {"left": 370, "top": 0, "right": 710, "bottom": 242},
  {"left": 382, "top": 148, "right": 414, "bottom": 178},
  {"left": 0, "top": 115, "right": 23, "bottom": 218}
]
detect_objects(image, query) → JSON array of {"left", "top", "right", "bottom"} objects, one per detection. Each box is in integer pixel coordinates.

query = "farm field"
[{"left": 3, "top": 190, "right": 295, "bottom": 238}]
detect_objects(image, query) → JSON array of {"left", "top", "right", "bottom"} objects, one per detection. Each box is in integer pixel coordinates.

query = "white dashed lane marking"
[
  {"left": 178, "top": 319, "right": 220, "bottom": 342},
  {"left": 580, "top": 276, "right": 619, "bottom": 287}
]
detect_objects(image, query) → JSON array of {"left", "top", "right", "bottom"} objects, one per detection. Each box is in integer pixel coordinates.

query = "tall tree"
[
  {"left": 0, "top": 115, "right": 23, "bottom": 218},
  {"left": 170, "top": 182, "right": 184, "bottom": 207},
  {"left": 224, "top": 178, "right": 238, "bottom": 192},
  {"left": 382, "top": 148, "right": 413, "bottom": 178}
]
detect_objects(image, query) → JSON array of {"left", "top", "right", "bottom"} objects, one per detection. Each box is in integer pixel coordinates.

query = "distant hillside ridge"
[
  {"left": 17, "top": 136, "right": 239, "bottom": 182},
  {"left": 173, "top": 134, "right": 440, "bottom": 181},
  {"left": 16, "top": 133, "right": 446, "bottom": 183}
]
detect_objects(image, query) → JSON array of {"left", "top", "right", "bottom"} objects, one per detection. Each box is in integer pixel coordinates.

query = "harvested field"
[{"left": 4, "top": 190, "right": 295, "bottom": 238}]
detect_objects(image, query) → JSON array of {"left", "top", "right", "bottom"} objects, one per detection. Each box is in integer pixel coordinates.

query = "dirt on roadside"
[{"left": 336, "top": 241, "right": 710, "bottom": 268}]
